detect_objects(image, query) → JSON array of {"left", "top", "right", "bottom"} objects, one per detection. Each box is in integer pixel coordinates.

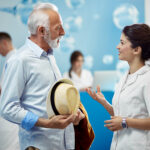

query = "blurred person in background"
[
  {"left": 0, "top": 32, "right": 16, "bottom": 94},
  {"left": 63, "top": 50, "right": 93, "bottom": 91},
  {"left": 86, "top": 24, "right": 150, "bottom": 150},
  {"left": 0, "top": 32, "right": 19, "bottom": 150}
]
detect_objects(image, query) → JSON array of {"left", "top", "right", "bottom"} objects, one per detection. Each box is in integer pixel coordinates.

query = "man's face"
[
  {"left": 44, "top": 10, "right": 65, "bottom": 49},
  {"left": 0, "top": 40, "right": 7, "bottom": 56}
]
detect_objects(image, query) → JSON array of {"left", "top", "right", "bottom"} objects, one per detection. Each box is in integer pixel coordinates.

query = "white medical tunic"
[
  {"left": 63, "top": 69, "right": 93, "bottom": 90},
  {"left": 111, "top": 65, "right": 150, "bottom": 150}
]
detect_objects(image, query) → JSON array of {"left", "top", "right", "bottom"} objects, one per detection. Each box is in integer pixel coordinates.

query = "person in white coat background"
[
  {"left": 0, "top": 32, "right": 19, "bottom": 150},
  {"left": 86, "top": 24, "right": 150, "bottom": 150},
  {"left": 63, "top": 50, "right": 93, "bottom": 91}
]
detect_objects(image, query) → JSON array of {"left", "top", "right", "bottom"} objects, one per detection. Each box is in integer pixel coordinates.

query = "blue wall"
[
  {"left": 0, "top": 0, "right": 145, "bottom": 76},
  {"left": 80, "top": 91, "right": 114, "bottom": 150}
]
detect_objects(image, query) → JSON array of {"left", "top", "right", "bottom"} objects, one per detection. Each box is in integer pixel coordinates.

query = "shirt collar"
[
  {"left": 26, "top": 38, "right": 53, "bottom": 58},
  {"left": 128, "top": 65, "right": 150, "bottom": 76}
]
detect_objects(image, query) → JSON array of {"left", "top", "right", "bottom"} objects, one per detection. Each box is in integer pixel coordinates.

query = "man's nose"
[{"left": 60, "top": 27, "right": 65, "bottom": 36}]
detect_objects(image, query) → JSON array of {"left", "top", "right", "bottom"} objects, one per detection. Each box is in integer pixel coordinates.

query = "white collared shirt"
[
  {"left": 0, "top": 49, "right": 20, "bottom": 150},
  {"left": 0, "top": 49, "right": 16, "bottom": 86},
  {"left": 111, "top": 65, "right": 150, "bottom": 150},
  {"left": 0, "top": 39, "right": 75, "bottom": 150}
]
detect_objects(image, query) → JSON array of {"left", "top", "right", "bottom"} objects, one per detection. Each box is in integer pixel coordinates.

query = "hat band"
[{"left": 50, "top": 81, "right": 64, "bottom": 115}]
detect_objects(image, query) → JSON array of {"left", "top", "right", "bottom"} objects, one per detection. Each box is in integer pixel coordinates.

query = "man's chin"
[
  {"left": 47, "top": 40, "right": 58, "bottom": 49},
  {"left": 50, "top": 44, "right": 60, "bottom": 49}
]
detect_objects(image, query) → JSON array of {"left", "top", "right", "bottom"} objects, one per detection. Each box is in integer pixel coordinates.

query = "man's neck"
[
  {"left": 5, "top": 46, "right": 14, "bottom": 56},
  {"left": 30, "top": 35, "right": 51, "bottom": 52}
]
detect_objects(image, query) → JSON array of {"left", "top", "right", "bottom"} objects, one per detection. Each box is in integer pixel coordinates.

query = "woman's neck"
[
  {"left": 73, "top": 68, "right": 82, "bottom": 77},
  {"left": 128, "top": 58, "right": 145, "bottom": 74}
]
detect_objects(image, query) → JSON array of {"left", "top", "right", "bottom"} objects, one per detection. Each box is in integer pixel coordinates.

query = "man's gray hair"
[{"left": 28, "top": 3, "right": 58, "bottom": 35}]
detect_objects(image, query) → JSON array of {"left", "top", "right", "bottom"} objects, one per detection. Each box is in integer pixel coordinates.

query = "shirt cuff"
[{"left": 21, "top": 112, "right": 39, "bottom": 131}]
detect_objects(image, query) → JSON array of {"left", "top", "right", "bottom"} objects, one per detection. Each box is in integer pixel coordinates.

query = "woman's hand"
[
  {"left": 86, "top": 85, "right": 106, "bottom": 105},
  {"left": 86, "top": 85, "right": 114, "bottom": 116},
  {"left": 104, "top": 116, "right": 123, "bottom": 131}
]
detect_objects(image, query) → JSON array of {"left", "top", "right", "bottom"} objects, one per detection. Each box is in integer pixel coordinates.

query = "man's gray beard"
[{"left": 44, "top": 30, "right": 61, "bottom": 49}]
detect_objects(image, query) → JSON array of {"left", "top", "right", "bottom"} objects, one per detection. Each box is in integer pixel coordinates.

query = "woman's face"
[
  {"left": 117, "top": 33, "right": 135, "bottom": 62},
  {"left": 72, "top": 56, "right": 84, "bottom": 71}
]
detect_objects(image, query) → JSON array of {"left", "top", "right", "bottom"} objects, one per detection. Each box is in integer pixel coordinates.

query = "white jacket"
[
  {"left": 63, "top": 69, "right": 93, "bottom": 90},
  {"left": 111, "top": 65, "right": 150, "bottom": 150}
]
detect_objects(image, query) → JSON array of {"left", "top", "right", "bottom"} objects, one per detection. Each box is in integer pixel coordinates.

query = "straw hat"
[{"left": 46, "top": 78, "right": 80, "bottom": 118}]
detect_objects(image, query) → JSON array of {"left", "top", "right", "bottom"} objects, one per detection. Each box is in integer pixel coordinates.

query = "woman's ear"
[{"left": 134, "top": 46, "right": 142, "bottom": 55}]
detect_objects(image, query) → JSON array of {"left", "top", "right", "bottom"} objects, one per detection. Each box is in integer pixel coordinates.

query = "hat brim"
[{"left": 46, "top": 78, "right": 75, "bottom": 118}]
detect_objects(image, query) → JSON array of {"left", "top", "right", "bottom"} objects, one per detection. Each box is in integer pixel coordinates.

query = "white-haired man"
[{"left": 0, "top": 3, "right": 84, "bottom": 150}]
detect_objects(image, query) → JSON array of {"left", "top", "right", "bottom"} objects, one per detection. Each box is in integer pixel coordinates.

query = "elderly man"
[
  {"left": 0, "top": 3, "right": 85, "bottom": 150},
  {"left": 0, "top": 32, "right": 19, "bottom": 150}
]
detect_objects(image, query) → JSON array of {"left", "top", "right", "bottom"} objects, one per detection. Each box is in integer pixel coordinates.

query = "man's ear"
[
  {"left": 3, "top": 40, "right": 8, "bottom": 47},
  {"left": 37, "top": 26, "right": 45, "bottom": 37}
]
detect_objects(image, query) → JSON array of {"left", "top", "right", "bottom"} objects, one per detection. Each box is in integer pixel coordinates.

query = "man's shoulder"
[{"left": 7, "top": 44, "right": 32, "bottom": 65}]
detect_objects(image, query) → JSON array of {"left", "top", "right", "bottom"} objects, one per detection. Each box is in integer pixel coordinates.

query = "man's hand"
[
  {"left": 104, "top": 116, "right": 123, "bottom": 131},
  {"left": 73, "top": 109, "right": 85, "bottom": 126},
  {"left": 36, "top": 114, "right": 76, "bottom": 129}
]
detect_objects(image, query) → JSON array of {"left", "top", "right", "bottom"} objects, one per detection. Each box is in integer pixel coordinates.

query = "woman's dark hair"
[
  {"left": 123, "top": 24, "right": 150, "bottom": 61},
  {"left": 69, "top": 50, "right": 83, "bottom": 78}
]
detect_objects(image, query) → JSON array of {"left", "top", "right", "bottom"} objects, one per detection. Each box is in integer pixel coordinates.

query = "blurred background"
[{"left": 0, "top": 0, "right": 149, "bottom": 149}]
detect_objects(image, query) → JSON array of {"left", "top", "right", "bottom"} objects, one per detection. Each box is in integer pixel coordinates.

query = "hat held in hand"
[{"left": 46, "top": 78, "right": 80, "bottom": 118}]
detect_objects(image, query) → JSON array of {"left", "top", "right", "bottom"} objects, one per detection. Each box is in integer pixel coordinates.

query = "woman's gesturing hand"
[{"left": 86, "top": 85, "right": 106, "bottom": 105}]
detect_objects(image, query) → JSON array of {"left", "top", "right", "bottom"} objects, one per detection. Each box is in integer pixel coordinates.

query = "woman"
[
  {"left": 64, "top": 51, "right": 95, "bottom": 149},
  {"left": 63, "top": 50, "right": 93, "bottom": 91},
  {"left": 86, "top": 24, "right": 150, "bottom": 150}
]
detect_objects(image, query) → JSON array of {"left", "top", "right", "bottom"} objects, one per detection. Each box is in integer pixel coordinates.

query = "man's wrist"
[
  {"left": 35, "top": 118, "right": 51, "bottom": 128},
  {"left": 21, "top": 112, "right": 39, "bottom": 130}
]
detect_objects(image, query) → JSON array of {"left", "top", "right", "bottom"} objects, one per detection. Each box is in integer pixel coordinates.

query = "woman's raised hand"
[{"left": 86, "top": 85, "right": 106, "bottom": 104}]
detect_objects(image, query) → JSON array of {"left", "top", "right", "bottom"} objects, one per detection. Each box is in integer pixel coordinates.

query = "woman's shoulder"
[
  {"left": 143, "top": 66, "right": 150, "bottom": 82},
  {"left": 82, "top": 69, "right": 92, "bottom": 75}
]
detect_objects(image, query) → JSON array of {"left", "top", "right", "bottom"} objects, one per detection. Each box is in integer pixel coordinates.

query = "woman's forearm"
[
  {"left": 126, "top": 118, "right": 150, "bottom": 130},
  {"left": 101, "top": 100, "right": 114, "bottom": 116}
]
